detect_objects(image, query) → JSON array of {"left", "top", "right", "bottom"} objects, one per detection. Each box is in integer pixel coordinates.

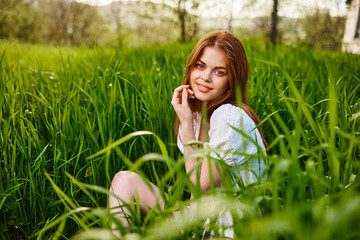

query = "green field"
[{"left": 1, "top": 39, "right": 360, "bottom": 239}]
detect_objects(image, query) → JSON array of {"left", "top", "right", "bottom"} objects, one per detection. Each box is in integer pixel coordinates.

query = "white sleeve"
[
  {"left": 177, "top": 112, "right": 201, "bottom": 155},
  {"left": 177, "top": 125, "right": 184, "bottom": 154},
  {"left": 203, "top": 104, "right": 266, "bottom": 184}
]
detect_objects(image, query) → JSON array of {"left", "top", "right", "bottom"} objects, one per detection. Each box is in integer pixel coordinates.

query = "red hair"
[{"left": 175, "top": 31, "right": 267, "bottom": 147}]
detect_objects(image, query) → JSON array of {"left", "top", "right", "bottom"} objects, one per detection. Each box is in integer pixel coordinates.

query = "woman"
[{"left": 109, "top": 31, "right": 267, "bottom": 238}]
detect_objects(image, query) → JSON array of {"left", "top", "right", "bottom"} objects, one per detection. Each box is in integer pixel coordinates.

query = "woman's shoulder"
[
  {"left": 211, "top": 103, "right": 254, "bottom": 128},
  {"left": 212, "top": 103, "right": 240, "bottom": 116}
]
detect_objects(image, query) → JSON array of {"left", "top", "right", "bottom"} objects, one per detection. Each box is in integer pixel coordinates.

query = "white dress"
[
  {"left": 177, "top": 103, "right": 266, "bottom": 185},
  {"left": 177, "top": 103, "right": 267, "bottom": 238}
]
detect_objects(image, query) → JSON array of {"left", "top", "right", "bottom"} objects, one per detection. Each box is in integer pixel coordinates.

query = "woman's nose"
[{"left": 201, "top": 70, "right": 212, "bottom": 82}]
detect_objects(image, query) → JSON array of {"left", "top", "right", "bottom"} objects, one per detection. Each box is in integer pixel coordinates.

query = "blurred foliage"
[
  {"left": 0, "top": 0, "right": 352, "bottom": 50},
  {"left": 45, "top": 0, "right": 107, "bottom": 46},
  {"left": 0, "top": 0, "right": 106, "bottom": 47},
  {"left": 0, "top": 0, "right": 46, "bottom": 43},
  {"left": 130, "top": 0, "right": 200, "bottom": 42},
  {"left": 300, "top": 9, "right": 346, "bottom": 50}
]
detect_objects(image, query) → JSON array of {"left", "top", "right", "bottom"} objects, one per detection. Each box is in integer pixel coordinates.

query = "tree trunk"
[
  {"left": 178, "top": 0, "right": 186, "bottom": 42},
  {"left": 270, "top": 0, "right": 279, "bottom": 45},
  {"left": 111, "top": 2, "right": 122, "bottom": 47},
  {"left": 180, "top": 11, "right": 186, "bottom": 41},
  {"left": 227, "top": 0, "right": 234, "bottom": 32},
  {"left": 228, "top": 12, "right": 233, "bottom": 32}
]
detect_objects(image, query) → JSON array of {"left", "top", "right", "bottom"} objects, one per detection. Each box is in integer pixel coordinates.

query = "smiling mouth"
[{"left": 196, "top": 83, "right": 212, "bottom": 92}]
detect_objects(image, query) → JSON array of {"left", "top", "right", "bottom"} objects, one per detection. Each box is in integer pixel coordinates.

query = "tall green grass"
[{"left": 0, "top": 39, "right": 359, "bottom": 239}]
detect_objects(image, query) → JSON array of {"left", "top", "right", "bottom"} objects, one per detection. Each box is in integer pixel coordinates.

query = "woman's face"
[{"left": 190, "top": 47, "right": 229, "bottom": 103}]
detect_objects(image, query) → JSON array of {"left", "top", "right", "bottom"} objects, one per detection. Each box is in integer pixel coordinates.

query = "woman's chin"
[{"left": 194, "top": 93, "right": 210, "bottom": 102}]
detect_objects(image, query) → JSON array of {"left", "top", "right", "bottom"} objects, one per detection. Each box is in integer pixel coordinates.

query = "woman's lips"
[{"left": 196, "top": 82, "right": 212, "bottom": 92}]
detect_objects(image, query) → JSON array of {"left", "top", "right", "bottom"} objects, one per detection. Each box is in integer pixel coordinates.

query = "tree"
[
  {"left": 161, "top": 0, "right": 200, "bottom": 42},
  {"left": 301, "top": 8, "right": 346, "bottom": 50},
  {"left": 270, "top": 0, "right": 279, "bottom": 45},
  {"left": 119, "top": 0, "right": 199, "bottom": 44},
  {"left": 45, "top": 0, "right": 106, "bottom": 46},
  {"left": 109, "top": 1, "right": 125, "bottom": 47},
  {"left": 0, "top": 0, "right": 46, "bottom": 43},
  {"left": 227, "top": 0, "right": 235, "bottom": 32}
]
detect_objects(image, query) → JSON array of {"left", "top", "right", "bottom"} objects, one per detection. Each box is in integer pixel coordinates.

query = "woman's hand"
[{"left": 171, "top": 85, "right": 195, "bottom": 125}]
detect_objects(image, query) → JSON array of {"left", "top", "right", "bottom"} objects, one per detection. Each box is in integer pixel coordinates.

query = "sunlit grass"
[{"left": 1, "top": 39, "right": 359, "bottom": 239}]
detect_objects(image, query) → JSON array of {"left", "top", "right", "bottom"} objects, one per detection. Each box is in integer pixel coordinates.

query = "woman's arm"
[
  {"left": 172, "top": 85, "right": 223, "bottom": 191},
  {"left": 182, "top": 128, "right": 223, "bottom": 192},
  {"left": 171, "top": 85, "right": 198, "bottom": 185}
]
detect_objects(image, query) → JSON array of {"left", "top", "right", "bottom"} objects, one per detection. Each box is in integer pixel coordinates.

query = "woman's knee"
[{"left": 110, "top": 171, "right": 140, "bottom": 190}]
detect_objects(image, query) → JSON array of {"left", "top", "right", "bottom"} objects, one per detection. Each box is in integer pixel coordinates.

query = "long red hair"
[{"left": 175, "top": 31, "right": 267, "bottom": 147}]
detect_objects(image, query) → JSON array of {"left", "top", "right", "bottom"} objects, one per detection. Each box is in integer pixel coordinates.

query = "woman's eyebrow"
[
  {"left": 198, "top": 59, "right": 206, "bottom": 65},
  {"left": 198, "top": 59, "right": 226, "bottom": 70}
]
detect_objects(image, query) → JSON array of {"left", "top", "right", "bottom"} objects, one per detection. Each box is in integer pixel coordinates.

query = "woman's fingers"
[
  {"left": 182, "top": 88, "right": 188, "bottom": 106},
  {"left": 172, "top": 85, "right": 191, "bottom": 105},
  {"left": 172, "top": 86, "right": 187, "bottom": 105},
  {"left": 171, "top": 85, "right": 194, "bottom": 124}
]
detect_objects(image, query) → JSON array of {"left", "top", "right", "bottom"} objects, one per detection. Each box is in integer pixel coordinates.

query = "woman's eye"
[
  {"left": 215, "top": 70, "right": 225, "bottom": 76},
  {"left": 197, "top": 64, "right": 205, "bottom": 70}
]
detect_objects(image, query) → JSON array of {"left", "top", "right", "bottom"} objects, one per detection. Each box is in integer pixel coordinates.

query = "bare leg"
[{"left": 109, "top": 171, "right": 165, "bottom": 238}]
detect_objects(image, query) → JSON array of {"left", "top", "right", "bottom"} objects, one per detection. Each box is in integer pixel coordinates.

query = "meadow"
[{"left": 1, "top": 39, "right": 360, "bottom": 239}]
